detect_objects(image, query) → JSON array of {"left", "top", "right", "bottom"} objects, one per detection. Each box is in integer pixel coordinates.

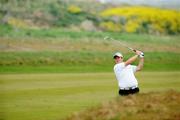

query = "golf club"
[{"left": 104, "top": 36, "right": 137, "bottom": 52}]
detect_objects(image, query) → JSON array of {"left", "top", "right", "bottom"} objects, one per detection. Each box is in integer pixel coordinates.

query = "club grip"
[{"left": 133, "top": 49, "right": 136, "bottom": 52}]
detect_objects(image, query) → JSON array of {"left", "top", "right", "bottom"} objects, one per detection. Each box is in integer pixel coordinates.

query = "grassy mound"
[
  {"left": 0, "top": 29, "right": 180, "bottom": 73},
  {"left": 66, "top": 90, "right": 180, "bottom": 120},
  {"left": 0, "top": 52, "right": 179, "bottom": 73}
]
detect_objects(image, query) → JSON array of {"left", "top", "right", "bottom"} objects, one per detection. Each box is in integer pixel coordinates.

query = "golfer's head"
[{"left": 113, "top": 52, "right": 123, "bottom": 63}]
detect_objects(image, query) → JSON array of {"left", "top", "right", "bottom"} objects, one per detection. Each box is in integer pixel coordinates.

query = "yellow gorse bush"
[
  {"left": 100, "top": 6, "right": 180, "bottom": 34},
  {"left": 125, "top": 20, "right": 140, "bottom": 33},
  {"left": 67, "top": 5, "right": 82, "bottom": 14},
  {"left": 8, "top": 17, "right": 29, "bottom": 28},
  {"left": 100, "top": 21, "right": 122, "bottom": 32}
]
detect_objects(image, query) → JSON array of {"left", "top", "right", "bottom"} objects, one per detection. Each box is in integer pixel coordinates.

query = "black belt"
[{"left": 120, "top": 86, "right": 138, "bottom": 90}]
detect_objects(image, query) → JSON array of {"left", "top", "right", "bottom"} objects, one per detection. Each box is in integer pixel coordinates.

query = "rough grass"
[
  {"left": 0, "top": 35, "right": 180, "bottom": 52},
  {"left": 66, "top": 90, "right": 180, "bottom": 120},
  {"left": 0, "top": 72, "right": 180, "bottom": 120},
  {"left": 1, "top": 26, "right": 180, "bottom": 44},
  {"left": 0, "top": 51, "right": 179, "bottom": 73},
  {"left": 0, "top": 27, "right": 180, "bottom": 73}
]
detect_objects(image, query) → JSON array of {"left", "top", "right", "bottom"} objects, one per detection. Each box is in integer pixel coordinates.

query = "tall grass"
[{"left": 66, "top": 90, "right": 180, "bottom": 120}]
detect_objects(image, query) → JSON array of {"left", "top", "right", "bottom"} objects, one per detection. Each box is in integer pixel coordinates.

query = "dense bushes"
[{"left": 100, "top": 6, "right": 180, "bottom": 34}]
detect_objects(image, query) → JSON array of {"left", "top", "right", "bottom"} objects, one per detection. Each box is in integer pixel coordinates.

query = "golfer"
[{"left": 113, "top": 50, "right": 144, "bottom": 96}]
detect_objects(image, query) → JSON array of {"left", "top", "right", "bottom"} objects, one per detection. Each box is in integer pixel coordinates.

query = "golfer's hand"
[
  {"left": 135, "top": 50, "right": 142, "bottom": 55},
  {"left": 136, "top": 50, "right": 144, "bottom": 58}
]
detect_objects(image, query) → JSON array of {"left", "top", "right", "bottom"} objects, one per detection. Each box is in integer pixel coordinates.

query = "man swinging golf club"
[{"left": 113, "top": 50, "right": 144, "bottom": 96}]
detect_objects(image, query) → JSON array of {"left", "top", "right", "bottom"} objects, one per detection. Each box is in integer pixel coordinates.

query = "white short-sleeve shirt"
[{"left": 114, "top": 62, "right": 138, "bottom": 88}]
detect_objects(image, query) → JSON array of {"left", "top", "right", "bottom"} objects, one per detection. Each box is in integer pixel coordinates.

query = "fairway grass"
[{"left": 0, "top": 72, "right": 180, "bottom": 120}]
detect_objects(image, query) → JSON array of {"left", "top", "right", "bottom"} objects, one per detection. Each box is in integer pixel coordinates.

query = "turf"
[{"left": 0, "top": 72, "right": 180, "bottom": 120}]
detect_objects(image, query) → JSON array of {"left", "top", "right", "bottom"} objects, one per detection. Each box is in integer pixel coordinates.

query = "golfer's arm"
[
  {"left": 136, "top": 58, "right": 144, "bottom": 71},
  {"left": 124, "top": 55, "right": 138, "bottom": 66}
]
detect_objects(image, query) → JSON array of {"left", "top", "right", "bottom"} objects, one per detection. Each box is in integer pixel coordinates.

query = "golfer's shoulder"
[{"left": 114, "top": 62, "right": 125, "bottom": 69}]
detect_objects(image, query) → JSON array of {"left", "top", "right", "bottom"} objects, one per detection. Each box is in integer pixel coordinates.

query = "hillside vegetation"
[
  {"left": 100, "top": 6, "right": 180, "bottom": 34},
  {"left": 0, "top": 0, "right": 180, "bottom": 34}
]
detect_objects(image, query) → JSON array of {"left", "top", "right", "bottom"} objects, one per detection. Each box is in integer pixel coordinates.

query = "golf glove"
[{"left": 139, "top": 52, "right": 144, "bottom": 58}]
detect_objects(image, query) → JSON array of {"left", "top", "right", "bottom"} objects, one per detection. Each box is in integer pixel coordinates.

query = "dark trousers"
[{"left": 119, "top": 87, "right": 139, "bottom": 96}]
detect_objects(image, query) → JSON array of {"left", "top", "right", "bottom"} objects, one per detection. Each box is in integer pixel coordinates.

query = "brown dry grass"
[
  {"left": 65, "top": 90, "right": 180, "bottom": 120},
  {"left": 0, "top": 37, "right": 180, "bottom": 53}
]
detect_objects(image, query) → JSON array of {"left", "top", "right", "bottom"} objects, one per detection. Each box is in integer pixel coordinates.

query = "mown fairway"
[{"left": 0, "top": 72, "right": 180, "bottom": 120}]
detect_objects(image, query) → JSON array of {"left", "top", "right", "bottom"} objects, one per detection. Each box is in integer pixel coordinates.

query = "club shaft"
[{"left": 110, "top": 38, "right": 136, "bottom": 52}]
